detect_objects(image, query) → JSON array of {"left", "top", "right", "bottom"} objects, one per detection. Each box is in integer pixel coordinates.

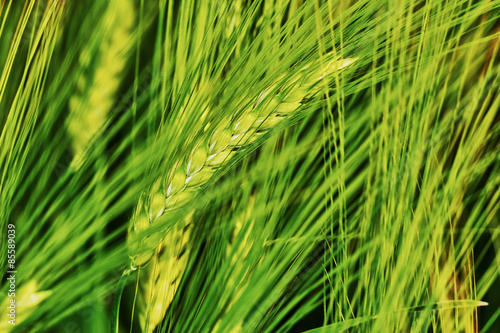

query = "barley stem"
[{"left": 111, "top": 268, "right": 133, "bottom": 333}]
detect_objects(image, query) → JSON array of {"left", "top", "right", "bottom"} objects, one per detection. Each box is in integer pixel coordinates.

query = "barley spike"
[
  {"left": 137, "top": 215, "right": 192, "bottom": 333},
  {"left": 67, "top": 0, "right": 134, "bottom": 169},
  {"left": 0, "top": 280, "right": 51, "bottom": 332},
  {"left": 127, "top": 56, "right": 357, "bottom": 268}
]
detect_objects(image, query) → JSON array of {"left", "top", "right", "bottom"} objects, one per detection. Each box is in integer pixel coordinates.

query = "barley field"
[{"left": 1, "top": 0, "right": 499, "bottom": 332}]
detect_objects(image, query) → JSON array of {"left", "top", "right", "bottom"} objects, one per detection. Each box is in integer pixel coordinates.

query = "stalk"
[{"left": 111, "top": 268, "right": 133, "bottom": 333}]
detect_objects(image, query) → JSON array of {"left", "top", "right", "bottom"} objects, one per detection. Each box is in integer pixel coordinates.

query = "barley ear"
[
  {"left": 137, "top": 217, "right": 193, "bottom": 333},
  {"left": 127, "top": 56, "right": 356, "bottom": 267},
  {"left": 0, "top": 280, "right": 51, "bottom": 332},
  {"left": 212, "top": 195, "right": 258, "bottom": 332},
  {"left": 67, "top": 0, "right": 134, "bottom": 169}
]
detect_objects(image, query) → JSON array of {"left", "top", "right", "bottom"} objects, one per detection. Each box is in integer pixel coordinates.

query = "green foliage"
[{"left": 0, "top": 0, "right": 499, "bottom": 332}]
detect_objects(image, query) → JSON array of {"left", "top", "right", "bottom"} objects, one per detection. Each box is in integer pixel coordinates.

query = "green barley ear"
[
  {"left": 137, "top": 216, "right": 192, "bottom": 333},
  {"left": 127, "top": 55, "right": 357, "bottom": 268},
  {"left": 67, "top": 0, "right": 134, "bottom": 169},
  {"left": 0, "top": 280, "right": 51, "bottom": 332},
  {"left": 212, "top": 195, "right": 258, "bottom": 332}
]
